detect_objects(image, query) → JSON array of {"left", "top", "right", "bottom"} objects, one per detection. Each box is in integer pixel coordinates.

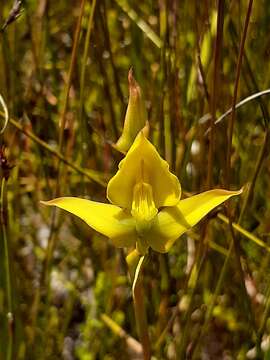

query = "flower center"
[{"left": 131, "top": 160, "right": 158, "bottom": 237}]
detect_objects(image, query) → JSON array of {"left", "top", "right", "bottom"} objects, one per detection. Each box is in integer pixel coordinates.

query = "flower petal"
[
  {"left": 41, "top": 197, "right": 137, "bottom": 248},
  {"left": 147, "top": 189, "right": 242, "bottom": 252},
  {"left": 114, "top": 70, "right": 148, "bottom": 153},
  {"left": 107, "top": 132, "right": 181, "bottom": 209}
]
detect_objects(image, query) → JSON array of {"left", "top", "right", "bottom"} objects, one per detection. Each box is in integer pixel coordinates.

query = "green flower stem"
[
  {"left": 133, "top": 278, "right": 151, "bottom": 360},
  {"left": 1, "top": 177, "right": 13, "bottom": 360},
  {"left": 128, "top": 253, "right": 151, "bottom": 360}
]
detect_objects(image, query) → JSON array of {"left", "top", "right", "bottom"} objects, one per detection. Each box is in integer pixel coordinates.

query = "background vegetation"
[{"left": 0, "top": 0, "right": 270, "bottom": 359}]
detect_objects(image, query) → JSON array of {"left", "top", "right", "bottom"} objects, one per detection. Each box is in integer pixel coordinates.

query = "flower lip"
[{"left": 131, "top": 181, "right": 158, "bottom": 234}]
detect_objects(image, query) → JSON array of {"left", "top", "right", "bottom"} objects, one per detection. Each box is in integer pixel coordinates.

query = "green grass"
[{"left": 1, "top": 0, "right": 270, "bottom": 359}]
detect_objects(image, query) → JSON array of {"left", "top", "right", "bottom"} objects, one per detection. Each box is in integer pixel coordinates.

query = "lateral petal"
[
  {"left": 148, "top": 189, "right": 242, "bottom": 252},
  {"left": 41, "top": 197, "right": 137, "bottom": 248}
]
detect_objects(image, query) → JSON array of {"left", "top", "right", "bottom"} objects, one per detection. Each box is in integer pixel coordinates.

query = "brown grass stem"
[
  {"left": 238, "top": 129, "right": 270, "bottom": 223},
  {"left": 226, "top": 0, "right": 253, "bottom": 187},
  {"left": 100, "top": 0, "right": 124, "bottom": 105},
  {"left": 177, "top": 251, "right": 207, "bottom": 359},
  {"left": 79, "top": 0, "right": 97, "bottom": 148},
  {"left": 223, "top": 0, "right": 256, "bottom": 348},
  {"left": 1, "top": 177, "right": 13, "bottom": 360},
  {"left": 190, "top": 240, "right": 234, "bottom": 359},
  {"left": 207, "top": 0, "right": 224, "bottom": 188},
  {"left": 58, "top": 0, "right": 86, "bottom": 153},
  {"left": 2, "top": 113, "right": 106, "bottom": 186}
]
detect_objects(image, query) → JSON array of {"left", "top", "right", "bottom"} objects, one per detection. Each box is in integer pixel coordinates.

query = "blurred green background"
[{"left": 0, "top": 0, "right": 270, "bottom": 359}]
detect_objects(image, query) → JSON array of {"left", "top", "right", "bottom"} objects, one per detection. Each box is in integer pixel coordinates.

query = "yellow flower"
[{"left": 41, "top": 132, "right": 241, "bottom": 254}]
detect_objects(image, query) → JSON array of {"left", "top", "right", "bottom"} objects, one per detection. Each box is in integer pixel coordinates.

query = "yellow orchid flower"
[{"left": 41, "top": 132, "right": 241, "bottom": 254}]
